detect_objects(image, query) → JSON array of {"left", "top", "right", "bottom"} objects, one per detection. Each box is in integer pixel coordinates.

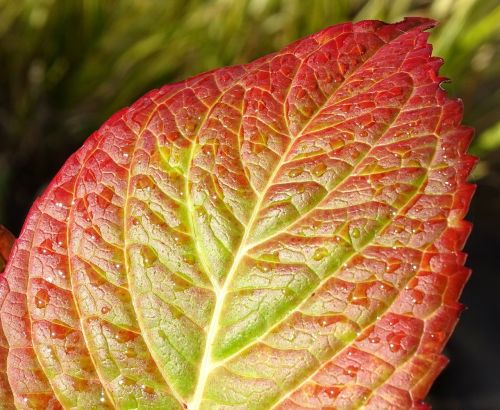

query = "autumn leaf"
[
  {"left": 0, "top": 17, "right": 474, "bottom": 409},
  {"left": 0, "top": 226, "right": 15, "bottom": 273}
]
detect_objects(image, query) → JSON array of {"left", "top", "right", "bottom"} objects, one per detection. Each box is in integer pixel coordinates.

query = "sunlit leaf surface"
[{"left": 0, "top": 18, "right": 474, "bottom": 409}]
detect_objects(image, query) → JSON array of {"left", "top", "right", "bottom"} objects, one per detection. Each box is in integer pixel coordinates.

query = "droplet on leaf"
[
  {"left": 35, "top": 288, "right": 50, "bottom": 309},
  {"left": 288, "top": 167, "right": 303, "bottom": 178},
  {"left": 313, "top": 247, "right": 329, "bottom": 261},
  {"left": 312, "top": 162, "right": 327, "bottom": 177}
]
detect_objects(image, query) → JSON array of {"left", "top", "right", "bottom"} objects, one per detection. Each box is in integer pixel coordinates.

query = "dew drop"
[
  {"left": 35, "top": 289, "right": 50, "bottom": 309},
  {"left": 114, "top": 263, "right": 122, "bottom": 270},
  {"left": 56, "top": 269, "right": 66, "bottom": 279},
  {"left": 351, "top": 227, "right": 361, "bottom": 239},
  {"left": 257, "top": 262, "right": 270, "bottom": 273},
  {"left": 142, "top": 384, "right": 155, "bottom": 395},
  {"left": 122, "top": 152, "right": 129, "bottom": 159},
  {"left": 141, "top": 247, "right": 158, "bottom": 267},
  {"left": 115, "top": 331, "right": 134, "bottom": 344},
  {"left": 288, "top": 167, "right": 303, "bottom": 178},
  {"left": 344, "top": 365, "right": 359, "bottom": 377},
  {"left": 411, "top": 289, "right": 424, "bottom": 305},
  {"left": 429, "top": 331, "right": 444, "bottom": 343},
  {"left": 119, "top": 377, "right": 134, "bottom": 387},
  {"left": 387, "top": 331, "right": 405, "bottom": 353},
  {"left": 183, "top": 254, "right": 195, "bottom": 265},
  {"left": 368, "top": 336, "right": 380, "bottom": 344},
  {"left": 329, "top": 139, "right": 345, "bottom": 150},
  {"left": 312, "top": 162, "right": 327, "bottom": 177},
  {"left": 312, "top": 247, "right": 329, "bottom": 261},
  {"left": 50, "top": 325, "right": 69, "bottom": 340},
  {"left": 55, "top": 202, "right": 63, "bottom": 208},
  {"left": 101, "top": 306, "right": 111, "bottom": 315},
  {"left": 326, "top": 387, "right": 339, "bottom": 399},
  {"left": 389, "top": 342, "right": 401, "bottom": 352}
]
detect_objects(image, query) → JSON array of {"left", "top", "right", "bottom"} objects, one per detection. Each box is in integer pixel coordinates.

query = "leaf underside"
[{"left": 0, "top": 17, "right": 475, "bottom": 410}]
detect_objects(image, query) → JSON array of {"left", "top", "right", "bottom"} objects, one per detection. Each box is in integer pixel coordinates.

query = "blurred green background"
[{"left": 0, "top": 0, "right": 499, "bottom": 408}]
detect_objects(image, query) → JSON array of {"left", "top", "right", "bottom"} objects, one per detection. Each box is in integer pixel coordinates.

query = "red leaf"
[
  {"left": 0, "top": 226, "right": 15, "bottom": 273},
  {"left": 0, "top": 18, "right": 474, "bottom": 409}
]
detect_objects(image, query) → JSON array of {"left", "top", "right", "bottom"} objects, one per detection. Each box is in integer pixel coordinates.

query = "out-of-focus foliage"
[{"left": 0, "top": 0, "right": 498, "bottom": 230}]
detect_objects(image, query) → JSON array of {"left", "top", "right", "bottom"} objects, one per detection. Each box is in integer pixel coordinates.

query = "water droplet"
[
  {"left": 38, "top": 239, "right": 53, "bottom": 254},
  {"left": 288, "top": 167, "right": 303, "bottom": 178},
  {"left": 114, "top": 263, "right": 122, "bottom": 270},
  {"left": 101, "top": 306, "right": 111, "bottom": 315},
  {"left": 312, "top": 162, "right": 327, "bottom": 177},
  {"left": 387, "top": 331, "right": 405, "bottom": 353},
  {"left": 351, "top": 227, "right": 361, "bottom": 239},
  {"left": 410, "top": 289, "right": 424, "bottom": 305},
  {"left": 329, "top": 139, "right": 345, "bottom": 150},
  {"left": 257, "top": 262, "right": 270, "bottom": 273},
  {"left": 142, "top": 385, "right": 155, "bottom": 395},
  {"left": 55, "top": 202, "right": 63, "bottom": 208},
  {"left": 183, "top": 254, "right": 195, "bottom": 265},
  {"left": 135, "top": 177, "right": 153, "bottom": 191},
  {"left": 115, "top": 331, "right": 134, "bottom": 344},
  {"left": 50, "top": 325, "right": 69, "bottom": 340},
  {"left": 35, "top": 289, "right": 50, "bottom": 309},
  {"left": 369, "top": 336, "right": 380, "bottom": 344},
  {"left": 429, "top": 331, "right": 444, "bottom": 343},
  {"left": 141, "top": 247, "right": 158, "bottom": 267},
  {"left": 344, "top": 365, "right": 359, "bottom": 377},
  {"left": 313, "top": 247, "right": 329, "bottom": 261},
  {"left": 326, "top": 387, "right": 339, "bottom": 399},
  {"left": 119, "top": 377, "right": 135, "bottom": 387},
  {"left": 389, "top": 342, "right": 400, "bottom": 352},
  {"left": 385, "top": 258, "right": 401, "bottom": 273},
  {"left": 122, "top": 152, "right": 129, "bottom": 159}
]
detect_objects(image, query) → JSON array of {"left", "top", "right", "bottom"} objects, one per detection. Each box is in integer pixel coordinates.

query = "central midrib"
[{"left": 187, "top": 128, "right": 297, "bottom": 409}]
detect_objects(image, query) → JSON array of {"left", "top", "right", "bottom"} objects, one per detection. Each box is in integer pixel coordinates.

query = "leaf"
[
  {"left": 0, "top": 226, "right": 15, "bottom": 273},
  {"left": 0, "top": 17, "right": 475, "bottom": 409}
]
